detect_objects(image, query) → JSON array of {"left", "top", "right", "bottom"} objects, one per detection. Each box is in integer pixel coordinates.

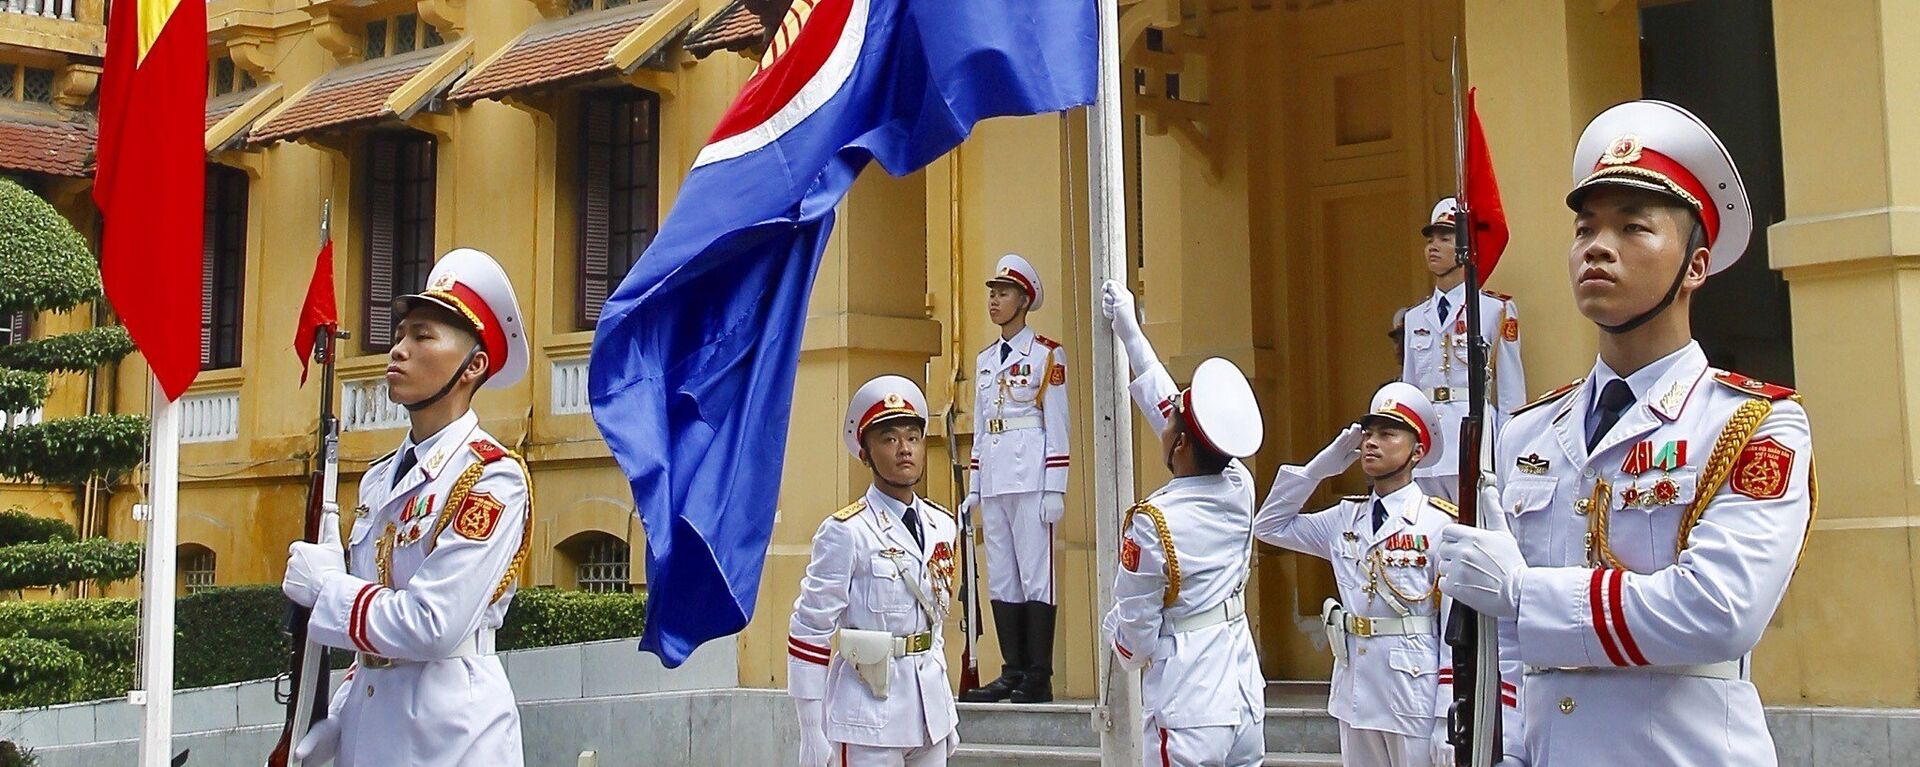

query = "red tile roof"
[
  {"left": 684, "top": 0, "right": 775, "bottom": 58},
  {"left": 0, "top": 108, "right": 95, "bottom": 177},
  {"left": 250, "top": 49, "right": 442, "bottom": 144},
  {"left": 450, "top": 1, "right": 670, "bottom": 103},
  {"left": 205, "top": 89, "right": 255, "bottom": 131}
]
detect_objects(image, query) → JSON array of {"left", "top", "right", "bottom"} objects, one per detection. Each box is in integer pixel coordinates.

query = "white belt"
[
  {"left": 359, "top": 628, "right": 494, "bottom": 668},
  {"left": 985, "top": 416, "right": 1043, "bottom": 434},
  {"left": 1344, "top": 614, "right": 1434, "bottom": 638},
  {"left": 1166, "top": 591, "right": 1246, "bottom": 635},
  {"left": 1430, "top": 387, "right": 1468, "bottom": 403},
  {"left": 1525, "top": 660, "right": 1741, "bottom": 681}
]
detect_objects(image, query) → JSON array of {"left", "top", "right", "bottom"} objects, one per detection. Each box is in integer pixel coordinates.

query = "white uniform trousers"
[
  {"left": 1414, "top": 475, "right": 1459, "bottom": 504},
  {"left": 1141, "top": 719, "right": 1264, "bottom": 767},
  {"left": 981, "top": 491, "right": 1054, "bottom": 604},
  {"left": 834, "top": 736, "right": 952, "bottom": 767},
  {"left": 1338, "top": 722, "right": 1431, "bottom": 767}
]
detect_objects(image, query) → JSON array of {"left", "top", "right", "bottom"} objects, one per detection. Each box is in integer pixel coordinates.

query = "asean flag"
[
  {"left": 590, "top": 0, "right": 1097, "bottom": 665},
  {"left": 95, "top": 0, "right": 207, "bottom": 401}
]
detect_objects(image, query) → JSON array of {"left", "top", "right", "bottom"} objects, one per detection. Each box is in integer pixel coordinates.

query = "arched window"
[
  {"left": 559, "top": 532, "right": 631, "bottom": 593},
  {"left": 179, "top": 544, "right": 216, "bottom": 595}
]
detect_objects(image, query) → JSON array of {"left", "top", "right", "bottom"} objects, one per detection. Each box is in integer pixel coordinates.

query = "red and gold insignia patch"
[
  {"left": 1048, "top": 364, "right": 1066, "bottom": 386},
  {"left": 453, "top": 490, "right": 507, "bottom": 540},
  {"left": 1730, "top": 436, "right": 1794, "bottom": 501},
  {"left": 469, "top": 439, "right": 507, "bottom": 463},
  {"left": 1120, "top": 536, "right": 1141, "bottom": 572},
  {"left": 1502, "top": 317, "right": 1519, "bottom": 342}
]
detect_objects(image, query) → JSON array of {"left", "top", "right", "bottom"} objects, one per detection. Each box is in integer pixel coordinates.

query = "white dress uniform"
[
  {"left": 1102, "top": 359, "right": 1266, "bottom": 767},
  {"left": 1474, "top": 101, "right": 1815, "bottom": 766},
  {"left": 1402, "top": 206, "right": 1525, "bottom": 505},
  {"left": 789, "top": 377, "right": 961, "bottom": 766},
  {"left": 298, "top": 248, "right": 535, "bottom": 767}
]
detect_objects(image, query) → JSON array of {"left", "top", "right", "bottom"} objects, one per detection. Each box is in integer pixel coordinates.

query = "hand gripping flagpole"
[{"left": 1088, "top": 0, "right": 1142, "bottom": 763}]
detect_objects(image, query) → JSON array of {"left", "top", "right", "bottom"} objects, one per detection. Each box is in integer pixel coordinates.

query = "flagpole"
[
  {"left": 1087, "top": 0, "right": 1141, "bottom": 762},
  {"left": 136, "top": 377, "right": 180, "bottom": 767}
]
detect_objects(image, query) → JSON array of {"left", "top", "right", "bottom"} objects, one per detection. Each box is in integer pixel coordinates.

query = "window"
[
  {"left": 202, "top": 165, "right": 248, "bottom": 370},
  {"left": 577, "top": 90, "right": 660, "bottom": 327},
  {"left": 362, "top": 132, "right": 437, "bottom": 352},
  {"left": 570, "top": 533, "right": 632, "bottom": 593},
  {"left": 207, "top": 56, "right": 256, "bottom": 97},
  {"left": 180, "top": 545, "right": 216, "bottom": 595},
  {"left": 0, "top": 65, "right": 56, "bottom": 104},
  {"left": 365, "top": 13, "right": 443, "bottom": 60},
  {"left": 0, "top": 311, "right": 28, "bottom": 347},
  {"left": 569, "top": 0, "right": 632, "bottom": 13}
]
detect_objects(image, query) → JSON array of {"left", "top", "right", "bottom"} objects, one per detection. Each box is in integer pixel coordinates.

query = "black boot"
[
  {"left": 960, "top": 600, "right": 1024, "bottom": 702},
  {"left": 1011, "top": 601, "right": 1055, "bottom": 703}
]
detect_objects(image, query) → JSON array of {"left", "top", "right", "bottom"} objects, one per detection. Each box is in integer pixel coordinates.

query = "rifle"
[
  {"left": 268, "top": 205, "right": 347, "bottom": 767},
  {"left": 946, "top": 398, "right": 983, "bottom": 695},
  {"left": 1444, "top": 38, "right": 1503, "bottom": 767}
]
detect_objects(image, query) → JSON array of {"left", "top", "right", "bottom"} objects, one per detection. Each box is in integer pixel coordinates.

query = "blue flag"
[{"left": 589, "top": 0, "right": 1097, "bottom": 666}]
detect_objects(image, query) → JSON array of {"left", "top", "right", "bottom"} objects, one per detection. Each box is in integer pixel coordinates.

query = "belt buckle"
[
  {"left": 1432, "top": 387, "right": 1451, "bottom": 402},
  {"left": 987, "top": 418, "right": 1004, "bottom": 434},
  {"left": 1349, "top": 616, "right": 1372, "bottom": 637},
  {"left": 361, "top": 653, "right": 395, "bottom": 669},
  {"left": 905, "top": 632, "right": 932, "bottom": 654}
]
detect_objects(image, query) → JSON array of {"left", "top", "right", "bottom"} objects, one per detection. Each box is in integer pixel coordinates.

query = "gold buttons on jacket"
[{"left": 1558, "top": 696, "right": 1575, "bottom": 715}]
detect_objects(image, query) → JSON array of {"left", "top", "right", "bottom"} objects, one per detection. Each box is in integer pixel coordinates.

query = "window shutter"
[
  {"left": 364, "top": 137, "right": 400, "bottom": 350},
  {"left": 579, "top": 98, "right": 613, "bottom": 327},
  {"left": 201, "top": 167, "right": 218, "bottom": 369}
]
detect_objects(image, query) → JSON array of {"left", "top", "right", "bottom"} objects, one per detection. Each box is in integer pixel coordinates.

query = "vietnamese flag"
[
  {"left": 94, "top": 0, "right": 207, "bottom": 401},
  {"left": 293, "top": 239, "right": 337, "bottom": 385},
  {"left": 1464, "top": 87, "right": 1509, "bottom": 278}
]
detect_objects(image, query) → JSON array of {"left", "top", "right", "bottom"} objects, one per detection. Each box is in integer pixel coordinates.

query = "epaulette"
[
  {"left": 1034, "top": 334, "right": 1061, "bottom": 350},
  {"left": 1712, "top": 371, "right": 1795, "bottom": 401},
  {"left": 831, "top": 499, "right": 867, "bottom": 521},
  {"left": 922, "top": 499, "right": 953, "bottom": 521},
  {"left": 1511, "top": 378, "right": 1581, "bottom": 417},
  {"left": 468, "top": 439, "right": 509, "bottom": 464},
  {"left": 1428, "top": 497, "right": 1459, "bottom": 519},
  {"left": 1482, "top": 289, "right": 1513, "bottom": 302}
]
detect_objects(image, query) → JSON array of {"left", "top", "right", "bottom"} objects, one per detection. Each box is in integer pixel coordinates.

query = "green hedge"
[
  {"left": 0, "top": 370, "right": 47, "bottom": 415},
  {"left": 0, "top": 178, "right": 97, "bottom": 317},
  {"left": 0, "top": 585, "right": 646, "bottom": 709},
  {"left": 0, "top": 510, "right": 74, "bottom": 547},
  {"left": 0, "top": 539, "right": 142, "bottom": 592},
  {"left": 0, "top": 327, "right": 135, "bottom": 374},
  {"left": 0, "top": 414, "right": 147, "bottom": 485}
]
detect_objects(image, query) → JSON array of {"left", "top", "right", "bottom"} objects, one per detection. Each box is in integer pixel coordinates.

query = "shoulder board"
[
  {"left": 831, "top": 499, "right": 867, "bottom": 522},
  {"left": 1511, "top": 378, "right": 1581, "bottom": 417},
  {"left": 1712, "top": 370, "right": 1795, "bottom": 401},
  {"left": 1034, "top": 334, "right": 1061, "bottom": 350},
  {"left": 1342, "top": 494, "right": 1370, "bottom": 503},
  {"left": 1481, "top": 289, "right": 1513, "bottom": 302},
  {"left": 468, "top": 439, "right": 509, "bottom": 464},
  {"left": 1427, "top": 497, "right": 1459, "bottom": 519},
  {"left": 922, "top": 499, "right": 953, "bottom": 520}
]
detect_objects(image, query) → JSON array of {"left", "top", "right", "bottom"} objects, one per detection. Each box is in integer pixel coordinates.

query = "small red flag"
[
  {"left": 294, "top": 240, "right": 338, "bottom": 385},
  {"left": 1465, "top": 88, "right": 1509, "bottom": 278}
]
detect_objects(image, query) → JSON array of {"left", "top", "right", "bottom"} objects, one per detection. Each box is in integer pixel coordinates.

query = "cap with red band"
[
  {"left": 1566, "top": 100, "right": 1751, "bottom": 276},
  {"left": 1422, "top": 197, "right": 1458, "bottom": 236},
  {"left": 844, "top": 375, "right": 929, "bottom": 457},
  {"left": 985, "top": 253, "right": 1044, "bottom": 311},
  {"left": 391, "top": 248, "right": 529, "bottom": 389},
  {"left": 1363, "top": 381, "right": 1443, "bottom": 469},
  {"left": 1169, "top": 358, "right": 1263, "bottom": 460}
]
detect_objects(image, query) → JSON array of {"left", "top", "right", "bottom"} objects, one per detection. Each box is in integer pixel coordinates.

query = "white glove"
[
  {"left": 1100, "top": 280, "right": 1156, "bottom": 374},
  {"left": 958, "top": 492, "right": 979, "bottom": 525},
  {"left": 1436, "top": 524, "right": 1527, "bottom": 620},
  {"left": 1304, "top": 423, "right": 1364, "bottom": 480},
  {"left": 1427, "top": 719, "right": 1454, "bottom": 766},
  {"left": 794, "top": 698, "right": 830, "bottom": 767},
  {"left": 292, "top": 715, "right": 340, "bottom": 765},
  {"left": 1041, "top": 492, "right": 1066, "bottom": 524},
  {"left": 282, "top": 540, "right": 346, "bottom": 608}
]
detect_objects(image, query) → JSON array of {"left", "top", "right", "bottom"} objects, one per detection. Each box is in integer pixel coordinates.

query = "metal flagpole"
[
  {"left": 1088, "top": 0, "right": 1141, "bottom": 763},
  {"left": 136, "top": 377, "right": 181, "bottom": 767}
]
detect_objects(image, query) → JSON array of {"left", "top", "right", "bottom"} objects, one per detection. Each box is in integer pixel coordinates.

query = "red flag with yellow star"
[{"left": 94, "top": 0, "right": 207, "bottom": 401}]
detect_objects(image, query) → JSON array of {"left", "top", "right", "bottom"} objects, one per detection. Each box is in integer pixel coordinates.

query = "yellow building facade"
[{"left": 2, "top": 0, "right": 1916, "bottom": 710}]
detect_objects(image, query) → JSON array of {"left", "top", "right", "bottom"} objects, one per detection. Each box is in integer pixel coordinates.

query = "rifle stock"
[{"left": 947, "top": 404, "right": 982, "bottom": 694}]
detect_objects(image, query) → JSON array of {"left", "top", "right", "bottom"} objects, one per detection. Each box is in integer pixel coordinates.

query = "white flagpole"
[
  {"left": 136, "top": 376, "right": 180, "bottom": 767},
  {"left": 1087, "top": 0, "right": 1141, "bottom": 763}
]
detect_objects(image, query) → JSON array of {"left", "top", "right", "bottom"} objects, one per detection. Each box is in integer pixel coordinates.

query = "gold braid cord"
[
  {"left": 1123, "top": 502, "right": 1181, "bottom": 608},
  {"left": 425, "top": 453, "right": 536, "bottom": 606},
  {"left": 1675, "top": 400, "right": 1773, "bottom": 557},
  {"left": 1585, "top": 478, "right": 1620, "bottom": 569}
]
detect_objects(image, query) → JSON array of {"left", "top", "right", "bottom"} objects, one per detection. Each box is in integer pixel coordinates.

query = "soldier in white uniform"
[
  {"left": 789, "top": 375, "right": 961, "bottom": 767},
  {"left": 1402, "top": 197, "right": 1526, "bottom": 502},
  {"left": 1257, "top": 383, "right": 1507, "bottom": 767},
  {"left": 1099, "top": 281, "right": 1267, "bottom": 767},
  {"left": 958, "top": 254, "right": 1070, "bottom": 703},
  {"left": 283, "top": 247, "right": 533, "bottom": 767},
  {"left": 1436, "top": 101, "right": 1816, "bottom": 767}
]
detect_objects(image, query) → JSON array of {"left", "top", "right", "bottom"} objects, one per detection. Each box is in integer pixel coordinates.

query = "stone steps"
[
  {"left": 952, "top": 744, "right": 1342, "bottom": 766},
  {"left": 953, "top": 683, "right": 1342, "bottom": 764}
]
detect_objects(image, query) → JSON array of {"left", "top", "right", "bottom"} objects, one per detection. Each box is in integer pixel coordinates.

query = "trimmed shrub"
[{"left": 496, "top": 587, "right": 646, "bottom": 651}]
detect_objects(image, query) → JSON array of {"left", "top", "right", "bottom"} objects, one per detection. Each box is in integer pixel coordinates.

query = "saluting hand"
[{"left": 1304, "top": 423, "right": 1365, "bottom": 480}]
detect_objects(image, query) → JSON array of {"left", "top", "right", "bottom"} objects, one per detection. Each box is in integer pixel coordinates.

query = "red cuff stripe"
[
  {"left": 1501, "top": 695, "right": 1518, "bottom": 708},
  {"left": 788, "top": 636, "right": 829, "bottom": 654},
  {"left": 347, "top": 584, "right": 381, "bottom": 653},
  {"left": 1115, "top": 642, "right": 1133, "bottom": 660},
  {"left": 788, "top": 646, "right": 829, "bottom": 666},
  {"left": 1501, "top": 681, "right": 1518, "bottom": 693},
  {"left": 1589, "top": 569, "right": 1628, "bottom": 667},
  {"left": 1608, "top": 569, "right": 1650, "bottom": 666}
]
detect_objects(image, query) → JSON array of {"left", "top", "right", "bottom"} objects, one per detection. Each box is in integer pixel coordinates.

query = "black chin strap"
[
  {"left": 1366, "top": 449, "right": 1419, "bottom": 489},
  {"left": 402, "top": 343, "right": 481, "bottom": 412},
  {"left": 1599, "top": 259, "right": 1689, "bottom": 335}
]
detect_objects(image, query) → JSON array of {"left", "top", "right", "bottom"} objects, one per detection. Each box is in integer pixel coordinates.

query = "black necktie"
[
  {"left": 1436, "top": 295, "right": 1451, "bottom": 325},
  {"left": 390, "top": 448, "right": 419, "bottom": 489},
  {"left": 1000, "top": 341, "right": 1012, "bottom": 363},
  {"left": 1372, "top": 500, "right": 1389, "bottom": 533},
  {"left": 1587, "top": 379, "right": 1637, "bottom": 452},
  {"left": 901, "top": 502, "right": 923, "bottom": 548}
]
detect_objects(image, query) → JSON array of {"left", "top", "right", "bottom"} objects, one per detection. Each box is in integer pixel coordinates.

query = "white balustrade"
[
  {"left": 341, "top": 378, "right": 410, "bottom": 432},
  {"left": 0, "top": 408, "right": 42, "bottom": 428},
  {"left": 551, "top": 358, "right": 591, "bottom": 415},
  {"left": 179, "top": 391, "right": 240, "bottom": 443},
  {"left": 2, "top": 0, "right": 76, "bottom": 20}
]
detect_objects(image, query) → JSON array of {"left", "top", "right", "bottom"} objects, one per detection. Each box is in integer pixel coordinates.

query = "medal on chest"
[
  {"left": 395, "top": 493, "right": 437, "bottom": 547},
  {"left": 1617, "top": 440, "right": 1687, "bottom": 510}
]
